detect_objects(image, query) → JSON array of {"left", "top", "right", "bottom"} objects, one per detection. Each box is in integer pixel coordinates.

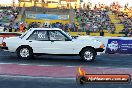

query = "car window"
[
  {"left": 28, "top": 30, "right": 49, "bottom": 41},
  {"left": 49, "top": 31, "right": 66, "bottom": 41}
]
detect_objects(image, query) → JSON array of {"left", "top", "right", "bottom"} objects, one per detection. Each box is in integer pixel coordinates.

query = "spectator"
[
  {"left": 3, "top": 25, "right": 7, "bottom": 32},
  {"left": 93, "top": 23, "right": 98, "bottom": 32},
  {"left": 128, "top": 30, "right": 132, "bottom": 37},
  {"left": 19, "top": 23, "right": 25, "bottom": 32},
  {"left": 100, "top": 30, "right": 104, "bottom": 36},
  {"left": 86, "top": 29, "right": 90, "bottom": 35},
  {"left": 111, "top": 26, "right": 115, "bottom": 34},
  {"left": 9, "top": 26, "right": 12, "bottom": 32},
  {"left": 124, "top": 27, "right": 129, "bottom": 37},
  {"left": 14, "top": 23, "right": 19, "bottom": 32},
  {"left": 24, "top": 22, "right": 28, "bottom": 29},
  {"left": 9, "top": 23, "right": 13, "bottom": 32}
]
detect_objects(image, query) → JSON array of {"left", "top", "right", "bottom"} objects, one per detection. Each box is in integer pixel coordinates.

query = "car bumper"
[
  {"left": 95, "top": 48, "right": 104, "bottom": 52},
  {"left": 0, "top": 46, "right": 8, "bottom": 50}
]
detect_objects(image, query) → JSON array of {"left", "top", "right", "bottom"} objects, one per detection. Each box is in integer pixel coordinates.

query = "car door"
[
  {"left": 27, "top": 30, "right": 51, "bottom": 54},
  {"left": 48, "top": 30, "right": 74, "bottom": 54}
]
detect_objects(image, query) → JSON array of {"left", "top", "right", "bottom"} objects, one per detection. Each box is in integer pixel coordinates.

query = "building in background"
[{"left": 19, "top": 0, "right": 80, "bottom": 9}]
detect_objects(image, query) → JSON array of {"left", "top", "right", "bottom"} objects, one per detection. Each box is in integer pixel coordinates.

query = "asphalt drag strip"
[
  {"left": 0, "top": 75, "right": 131, "bottom": 88},
  {"left": 0, "top": 64, "right": 132, "bottom": 78}
]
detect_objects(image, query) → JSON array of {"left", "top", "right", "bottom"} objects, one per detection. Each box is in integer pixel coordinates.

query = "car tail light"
[
  {"left": 2, "top": 42, "right": 6, "bottom": 47},
  {"left": 100, "top": 44, "right": 105, "bottom": 49}
]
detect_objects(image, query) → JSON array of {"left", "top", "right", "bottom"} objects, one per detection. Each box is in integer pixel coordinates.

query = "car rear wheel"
[
  {"left": 80, "top": 48, "right": 96, "bottom": 62},
  {"left": 17, "top": 46, "right": 33, "bottom": 59}
]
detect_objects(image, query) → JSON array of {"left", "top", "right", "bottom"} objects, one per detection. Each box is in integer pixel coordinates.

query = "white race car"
[{"left": 1, "top": 28, "right": 104, "bottom": 61}]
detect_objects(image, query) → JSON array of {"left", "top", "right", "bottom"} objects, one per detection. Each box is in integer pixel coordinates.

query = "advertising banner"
[
  {"left": 26, "top": 14, "right": 69, "bottom": 20},
  {"left": 106, "top": 39, "right": 132, "bottom": 54}
]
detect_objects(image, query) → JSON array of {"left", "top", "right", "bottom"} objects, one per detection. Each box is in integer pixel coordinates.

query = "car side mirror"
[{"left": 65, "top": 38, "right": 72, "bottom": 41}]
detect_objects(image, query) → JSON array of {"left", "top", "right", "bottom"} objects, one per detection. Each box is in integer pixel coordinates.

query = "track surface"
[
  {"left": 0, "top": 50, "right": 132, "bottom": 88},
  {"left": 0, "top": 50, "right": 132, "bottom": 68}
]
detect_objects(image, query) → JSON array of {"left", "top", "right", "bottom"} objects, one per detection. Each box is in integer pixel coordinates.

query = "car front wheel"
[
  {"left": 80, "top": 48, "right": 96, "bottom": 62},
  {"left": 17, "top": 46, "right": 33, "bottom": 59}
]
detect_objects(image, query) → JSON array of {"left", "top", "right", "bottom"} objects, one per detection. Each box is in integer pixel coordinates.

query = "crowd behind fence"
[{"left": 0, "top": 6, "right": 132, "bottom": 37}]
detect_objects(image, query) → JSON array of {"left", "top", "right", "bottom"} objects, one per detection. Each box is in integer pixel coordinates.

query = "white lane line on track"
[
  {"left": 0, "top": 62, "right": 77, "bottom": 67},
  {"left": 0, "top": 62, "right": 132, "bottom": 69},
  {"left": 0, "top": 75, "right": 75, "bottom": 80}
]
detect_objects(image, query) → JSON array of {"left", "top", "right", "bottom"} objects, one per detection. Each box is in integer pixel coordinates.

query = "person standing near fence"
[
  {"left": 3, "top": 25, "right": 7, "bottom": 32},
  {"left": 86, "top": 23, "right": 90, "bottom": 35},
  {"left": 9, "top": 23, "right": 13, "bottom": 32},
  {"left": 14, "top": 23, "right": 19, "bottom": 32},
  {"left": 128, "top": 29, "right": 132, "bottom": 37},
  {"left": 19, "top": 23, "right": 25, "bottom": 32},
  {"left": 100, "top": 29, "right": 104, "bottom": 36}
]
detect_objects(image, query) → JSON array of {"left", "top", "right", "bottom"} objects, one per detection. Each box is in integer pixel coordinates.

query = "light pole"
[{"left": 13, "top": 0, "right": 15, "bottom": 6}]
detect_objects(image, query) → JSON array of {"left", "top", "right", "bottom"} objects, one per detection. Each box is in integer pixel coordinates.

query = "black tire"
[
  {"left": 80, "top": 48, "right": 96, "bottom": 62},
  {"left": 17, "top": 46, "right": 33, "bottom": 59}
]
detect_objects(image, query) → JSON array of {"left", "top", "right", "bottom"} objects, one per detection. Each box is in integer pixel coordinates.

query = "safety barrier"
[
  {"left": 69, "top": 32, "right": 86, "bottom": 36},
  {"left": 93, "top": 36, "right": 132, "bottom": 54},
  {"left": 25, "top": 19, "right": 70, "bottom": 25}
]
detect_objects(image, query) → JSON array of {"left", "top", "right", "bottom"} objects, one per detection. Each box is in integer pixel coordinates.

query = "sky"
[{"left": 0, "top": 0, "right": 132, "bottom": 7}]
